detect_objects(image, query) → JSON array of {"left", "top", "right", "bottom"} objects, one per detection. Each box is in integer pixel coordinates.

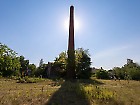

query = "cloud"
[
  {"left": 91, "top": 45, "right": 133, "bottom": 69},
  {"left": 93, "top": 45, "right": 132, "bottom": 60}
]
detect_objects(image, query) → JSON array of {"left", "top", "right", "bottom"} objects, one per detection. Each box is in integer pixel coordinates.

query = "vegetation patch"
[{"left": 16, "top": 77, "right": 46, "bottom": 83}]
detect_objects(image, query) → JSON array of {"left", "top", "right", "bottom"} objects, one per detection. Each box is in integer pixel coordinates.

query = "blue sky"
[{"left": 0, "top": 0, "right": 140, "bottom": 69}]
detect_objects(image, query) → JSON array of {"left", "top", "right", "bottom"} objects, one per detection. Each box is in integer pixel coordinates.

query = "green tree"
[
  {"left": 96, "top": 69, "right": 109, "bottom": 79},
  {"left": 53, "top": 51, "right": 67, "bottom": 78},
  {"left": 113, "top": 67, "right": 125, "bottom": 79},
  {"left": 112, "top": 60, "right": 140, "bottom": 80},
  {"left": 19, "top": 56, "right": 29, "bottom": 77},
  {"left": 35, "top": 64, "right": 47, "bottom": 77},
  {"left": 28, "top": 64, "right": 36, "bottom": 76},
  {"left": 53, "top": 48, "right": 92, "bottom": 79},
  {"left": 123, "top": 62, "right": 140, "bottom": 80},
  {"left": 75, "top": 48, "right": 91, "bottom": 79},
  {"left": 0, "top": 43, "right": 20, "bottom": 77},
  {"left": 34, "top": 59, "right": 47, "bottom": 77}
]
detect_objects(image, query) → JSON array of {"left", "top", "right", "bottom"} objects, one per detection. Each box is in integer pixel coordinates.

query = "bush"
[
  {"left": 112, "top": 62, "right": 140, "bottom": 80},
  {"left": 96, "top": 70, "right": 109, "bottom": 79},
  {"left": 131, "top": 69, "right": 140, "bottom": 80},
  {"left": 16, "top": 77, "right": 45, "bottom": 83}
]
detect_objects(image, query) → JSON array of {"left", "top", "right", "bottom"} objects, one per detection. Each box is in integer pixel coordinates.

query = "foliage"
[
  {"left": 28, "top": 64, "right": 36, "bottom": 76},
  {"left": 53, "top": 52, "right": 67, "bottom": 77},
  {"left": 34, "top": 60, "right": 47, "bottom": 77},
  {"left": 112, "top": 60, "right": 140, "bottom": 80},
  {"left": 53, "top": 48, "right": 92, "bottom": 79},
  {"left": 75, "top": 48, "right": 92, "bottom": 79},
  {"left": 113, "top": 67, "right": 125, "bottom": 79},
  {"left": 78, "top": 85, "right": 114, "bottom": 103},
  {"left": 19, "top": 56, "right": 29, "bottom": 77},
  {"left": 96, "top": 69, "right": 109, "bottom": 79},
  {"left": 17, "top": 77, "right": 45, "bottom": 83},
  {"left": 0, "top": 43, "right": 21, "bottom": 77}
]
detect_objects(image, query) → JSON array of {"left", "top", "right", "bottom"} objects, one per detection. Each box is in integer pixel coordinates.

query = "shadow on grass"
[
  {"left": 45, "top": 81, "right": 87, "bottom": 105},
  {"left": 45, "top": 78, "right": 124, "bottom": 105},
  {"left": 45, "top": 79, "right": 103, "bottom": 105}
]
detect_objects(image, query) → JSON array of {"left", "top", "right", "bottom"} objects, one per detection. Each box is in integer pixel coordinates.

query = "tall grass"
[{"left": 0, "top": 78, "right": 140, "bottom": 105}]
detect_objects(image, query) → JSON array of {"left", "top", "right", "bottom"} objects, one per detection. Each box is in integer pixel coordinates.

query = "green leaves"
[
  {"left": 54, "top": 48, "right": 92, "bottom": 79},
  {"left": 75, "top": 48, "right": 91, "bottom": 79},
  {"left": 96, "top": 70, "right": 109, "bottom": 79},
  {"left": 112, "top": 60, "right": 140, "bottom": 80},
  {"left": 0, "top": 43, "right": 20, "bottom": 77}
]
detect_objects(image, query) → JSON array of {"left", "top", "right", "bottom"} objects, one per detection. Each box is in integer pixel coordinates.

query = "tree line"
[
  {"left": 1, "top": 42, "right": 140, "bottom": 80},
  {"left": 95, "top": 60, "right": 140, "bottom": 80},
  {"left": 0, "top": 43, "right": 91, "bottom": 79}
]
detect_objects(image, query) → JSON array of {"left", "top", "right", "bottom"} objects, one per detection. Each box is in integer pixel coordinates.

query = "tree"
[
  {"left": 112, "top": 60, "right": 140, "bottom": 80},
  {"left": 19, "top": 56, "right": 29, "bottom": 77},
  {"left": 123, "top": 62, "right": 140, "bottom": 80},
  {"left": 113, "top": 67, "right": 125, "bottom": 79},
  {"left": 53, "top": 51, "right": 67, "bottom": 78},
  {"left": 34, "top": 63, "right": 47, "bottom": 77},
  {"left": 34, "top": 59, "right": 47, "bottom": 77},
  {"left": 75, "top": 48, "right": 92, "bottom": 79},
  {"left": 28, "top": 64, "right": 36, "bottom": 76},
  {"left": 0, "top": 43, "right": 20, "bottom": 77},
  {"left": 96, "top": 69, "right": 109, "bottom": 79},
  {"left": 53, "top": 48, "right": 92, "bottom": 79}
]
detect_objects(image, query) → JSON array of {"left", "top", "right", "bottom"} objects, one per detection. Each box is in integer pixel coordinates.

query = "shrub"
[{"left": 96, "top": 70, "right": 109, "bottom": 79}]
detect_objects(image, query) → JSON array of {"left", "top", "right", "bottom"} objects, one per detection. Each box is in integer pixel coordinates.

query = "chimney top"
[{"left": 70, "top": 5, "right": 74, "bottom": 9}]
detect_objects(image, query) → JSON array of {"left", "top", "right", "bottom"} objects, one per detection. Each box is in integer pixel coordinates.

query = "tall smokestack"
[
  {"left": 68, "top": 5, "right": 74, "bottom": 51},
  {"left": 67, "top": 5, "right": 76, "bottom": 79}
]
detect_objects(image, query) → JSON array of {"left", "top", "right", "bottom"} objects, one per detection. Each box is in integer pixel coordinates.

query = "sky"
[{"left": 0, "top": 0, "right": 140, "bottom": 69}]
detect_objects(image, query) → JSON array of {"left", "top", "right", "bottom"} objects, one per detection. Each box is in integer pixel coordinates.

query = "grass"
[
  {"left": 98, "top": 79, "right": 140, "bottom": 105},
  {"left": 0, "top": 77, "right": 140, "bottom": 105},
  {"left": 0, "top": 78, "right": 60, "bottom": 105}
]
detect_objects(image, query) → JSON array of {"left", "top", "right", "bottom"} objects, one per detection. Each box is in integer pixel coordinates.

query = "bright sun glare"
[{"left": 64, "top": 17, "right": 80, "bottom": 32}]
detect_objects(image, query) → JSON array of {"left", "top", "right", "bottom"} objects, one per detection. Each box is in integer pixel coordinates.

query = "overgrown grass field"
[{"left": 0, "top": 77, "right": 140, "bottom": 105}]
